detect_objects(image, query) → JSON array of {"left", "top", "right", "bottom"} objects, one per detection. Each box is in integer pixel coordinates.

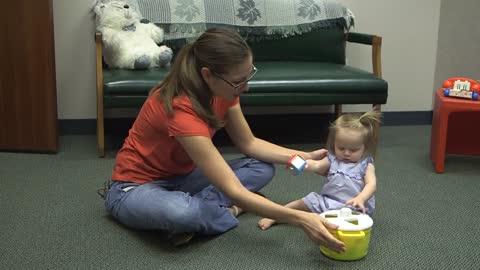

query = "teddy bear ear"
[
  {"left": 92, "top": 3, "right": 106, "bottom": 16},
  {"left": 91, "top": 0, "right": 107, "bottom": 15}
]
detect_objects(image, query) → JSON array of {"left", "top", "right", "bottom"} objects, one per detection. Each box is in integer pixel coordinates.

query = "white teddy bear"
[{"left": 93, "top": 0, "right": 173, "bottom": 69}]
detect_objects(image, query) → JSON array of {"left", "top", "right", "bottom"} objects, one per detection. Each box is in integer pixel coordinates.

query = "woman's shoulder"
[
  {"left": 169, "top": 95, "right": 197, "bottom": 114},
  {"left": 172, "top": 95, "right": 191, "bottom": 105}
]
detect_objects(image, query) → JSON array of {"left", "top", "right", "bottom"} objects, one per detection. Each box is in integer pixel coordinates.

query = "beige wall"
[
  {"left": 339, "top": 0, "right": 441, "bottom": 112},
  {"left": 434, "top": 0, "right": 480, "bottom": 92},
  {"left": 53, "top": 0, "right": 477, "bottom": 119},
  {"left": 53, "top": 0, "right": 97, "bottom": 119}
]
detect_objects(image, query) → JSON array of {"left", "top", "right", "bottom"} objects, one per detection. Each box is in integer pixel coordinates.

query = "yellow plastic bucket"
[{"left": 319, "top": 208, "right": 373, "bottom": 261}]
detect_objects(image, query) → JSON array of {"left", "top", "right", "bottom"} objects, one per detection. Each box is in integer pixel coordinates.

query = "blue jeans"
[{"left": 104, "top": 157, "right": 275, "bottom": 236}]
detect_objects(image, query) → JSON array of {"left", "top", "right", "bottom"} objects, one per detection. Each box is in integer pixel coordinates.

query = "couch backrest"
[
  {"left": 247, "top": 28, "right": 346, "bottom": 65},
  {"left": 164, "top": 27, "right": 347, "bottom": 65}
]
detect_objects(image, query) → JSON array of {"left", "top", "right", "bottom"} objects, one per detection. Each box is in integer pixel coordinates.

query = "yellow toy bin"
[{"left": 319, "top": 208, "right": 373, "bottom": 261}]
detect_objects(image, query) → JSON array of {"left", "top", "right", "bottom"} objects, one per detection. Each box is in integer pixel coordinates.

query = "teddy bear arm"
[
  {"left": 100, "top": 28, "right": 117, "bottom": 47},
  {"left": 141, "top": 23, "right": 164, "bottom": 44}
]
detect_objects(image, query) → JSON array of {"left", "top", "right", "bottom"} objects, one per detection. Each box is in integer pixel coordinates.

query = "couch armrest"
[
  {"left": 346, "top": 32, "right": 383, "bottom": 79},
  {"left": 95, "top": 32, "right": 103, "bottom": 92}
]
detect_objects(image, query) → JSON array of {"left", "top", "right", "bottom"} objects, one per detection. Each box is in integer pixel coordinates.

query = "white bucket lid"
[{"left": 320, "top": 208, "right": 373, "bottom": 231}]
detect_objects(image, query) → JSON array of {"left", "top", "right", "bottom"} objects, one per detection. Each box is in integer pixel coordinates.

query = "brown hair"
[
  {"left": 325, "top": 109, "right": 382, "bottom": 157},
  {"left": 151, "top": 27, "right": 251, "bottom": 128}
]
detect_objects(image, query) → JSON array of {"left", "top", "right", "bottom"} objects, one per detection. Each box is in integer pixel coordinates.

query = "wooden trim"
[
  {"left": 95, "top": 32, "right": 105, "bottom": 157},
  {"left": 1, "top": 0, "right": 58, "bottom": 152},
  {"left": 372, "top": 36, "right": 383, "bottom": 78}
]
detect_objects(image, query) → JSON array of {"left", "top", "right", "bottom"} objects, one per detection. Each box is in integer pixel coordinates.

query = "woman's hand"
[
  {"left": 298, "top": 212, "right": 346, "bottom": 253},
  {"left": 303, "top": 155, "right": 330, "bottom": 176},
  {"left": 304, "top": 159, "right": 321, "bottom": 173},
  {"left": 306, "top": 149, "right": 328, "bottom": 160}
]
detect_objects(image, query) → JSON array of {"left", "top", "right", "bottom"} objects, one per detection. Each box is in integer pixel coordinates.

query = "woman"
[{"left": 104, "top": 27, "right": 345, "bottom": 252}]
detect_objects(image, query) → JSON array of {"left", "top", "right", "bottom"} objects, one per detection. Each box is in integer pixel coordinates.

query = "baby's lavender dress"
[{"left": 303, "top": 152, "right": 375, "bottom": 215}]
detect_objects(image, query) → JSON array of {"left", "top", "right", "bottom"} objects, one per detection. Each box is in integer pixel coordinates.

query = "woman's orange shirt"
[{"left": 111, "top": 92, "right": 239, "bottom": 184}]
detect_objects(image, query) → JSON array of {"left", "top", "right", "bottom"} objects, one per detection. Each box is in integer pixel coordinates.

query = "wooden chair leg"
[
  {"left": 95, "top": 32, "right": 105, "bottom": 157},
  {"left": 97, "top": 110, "right": 105, "bottom": 157},
  {"left": 372, "top": 104, "right": 381, "bottom": 158},
  {"left": 335, "top": 104, "right": 342, "bottom": 118}
]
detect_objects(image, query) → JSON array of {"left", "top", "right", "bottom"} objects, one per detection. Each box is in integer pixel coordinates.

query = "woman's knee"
[
  {"left": 166, "top": 206, "right": 199, "bottom": 228},
  {"left": 252, "top": 159, "right": 276, "bottom": 182},
  {"left": 246, "top": 159, "right": 275, "bottom": 190},
  {"left": 115, "top": 194, "right": 199, "bottom": 231}
]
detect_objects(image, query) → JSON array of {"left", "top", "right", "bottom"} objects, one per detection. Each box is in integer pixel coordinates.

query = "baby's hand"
[{"left": 345, "top": 197, "right": 366, "bottom": 214}]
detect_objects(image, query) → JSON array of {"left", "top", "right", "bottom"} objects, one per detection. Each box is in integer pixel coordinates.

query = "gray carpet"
[{"left": 1, "top": 125, "right": 479, "bottom": 270}]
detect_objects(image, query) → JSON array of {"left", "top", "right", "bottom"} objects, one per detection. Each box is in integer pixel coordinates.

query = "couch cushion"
[
  {"left": 103, "top": 68, "right": 168, "bottom": 95},
  {"left": 103, "top": 68, "right": 166, "bottom": 108},
  {"left": 243, "top": 61, "right": 388, "bottom": 106},
  {"left": 103, "top": 61, "right": 387, "bottom": 108}
]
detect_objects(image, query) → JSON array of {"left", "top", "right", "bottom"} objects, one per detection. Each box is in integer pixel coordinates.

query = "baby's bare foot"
[{"left": 258, "top": 218, "right": 276, "bottom": 230}]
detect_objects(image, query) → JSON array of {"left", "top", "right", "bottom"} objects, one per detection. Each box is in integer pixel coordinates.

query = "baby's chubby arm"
[
  {"left": 345, "top": 163, "right": 377, "bottom": 213},
  {"left": 304, "top": 156, "right": 330, "bottom": 176}
]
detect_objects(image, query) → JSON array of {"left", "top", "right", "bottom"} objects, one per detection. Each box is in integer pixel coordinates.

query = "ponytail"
[
  {"left": 150, "top": 28, "right": 250, "bottom": 129},
  {"left": 154, "top": 42, "right": 220, "bottom": 128}
]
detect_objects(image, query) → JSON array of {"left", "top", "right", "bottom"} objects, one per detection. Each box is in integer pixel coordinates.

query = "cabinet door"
[{"left": 0, "top": 0, "right": 58, "bottom": 152}]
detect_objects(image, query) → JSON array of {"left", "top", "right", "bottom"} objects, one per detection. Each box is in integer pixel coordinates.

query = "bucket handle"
[{"left": 338, "top": 230, "right": 365, "bottom": 238}]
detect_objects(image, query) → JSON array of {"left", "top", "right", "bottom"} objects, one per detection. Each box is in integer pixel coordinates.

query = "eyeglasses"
[{"left": 211, "top": 65, "right": 258, "bottom": 90}]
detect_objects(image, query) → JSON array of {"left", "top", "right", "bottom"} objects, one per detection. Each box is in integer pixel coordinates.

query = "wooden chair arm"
[{"left": 346, "top": 32, "right": 383, "bottom": 79}]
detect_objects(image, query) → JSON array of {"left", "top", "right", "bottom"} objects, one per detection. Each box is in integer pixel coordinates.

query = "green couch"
[{"left": 95, "top": 28, "right": 388, "bottom": 157}]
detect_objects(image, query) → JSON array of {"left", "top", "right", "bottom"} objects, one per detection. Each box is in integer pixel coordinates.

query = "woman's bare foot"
[
  {"left": 258, "top": 218, "right": 276, "bottom": 230},
  {"left": 228, "top": 205, "right": 244, "bottom": 217}
]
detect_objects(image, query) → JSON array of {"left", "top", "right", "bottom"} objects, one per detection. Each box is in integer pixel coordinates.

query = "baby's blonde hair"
[{"left": 325, "top": 109, "right": 382, "bottom": 157}]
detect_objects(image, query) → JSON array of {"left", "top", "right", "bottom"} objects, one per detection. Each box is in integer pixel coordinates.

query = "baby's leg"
[{"left": 258, "top": 199, "right": 310, "bottom": 230}]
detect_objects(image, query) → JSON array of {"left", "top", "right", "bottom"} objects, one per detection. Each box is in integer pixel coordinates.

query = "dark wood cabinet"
[{"left": 0, "top": 0, "right": 58, "bottom": 152}]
